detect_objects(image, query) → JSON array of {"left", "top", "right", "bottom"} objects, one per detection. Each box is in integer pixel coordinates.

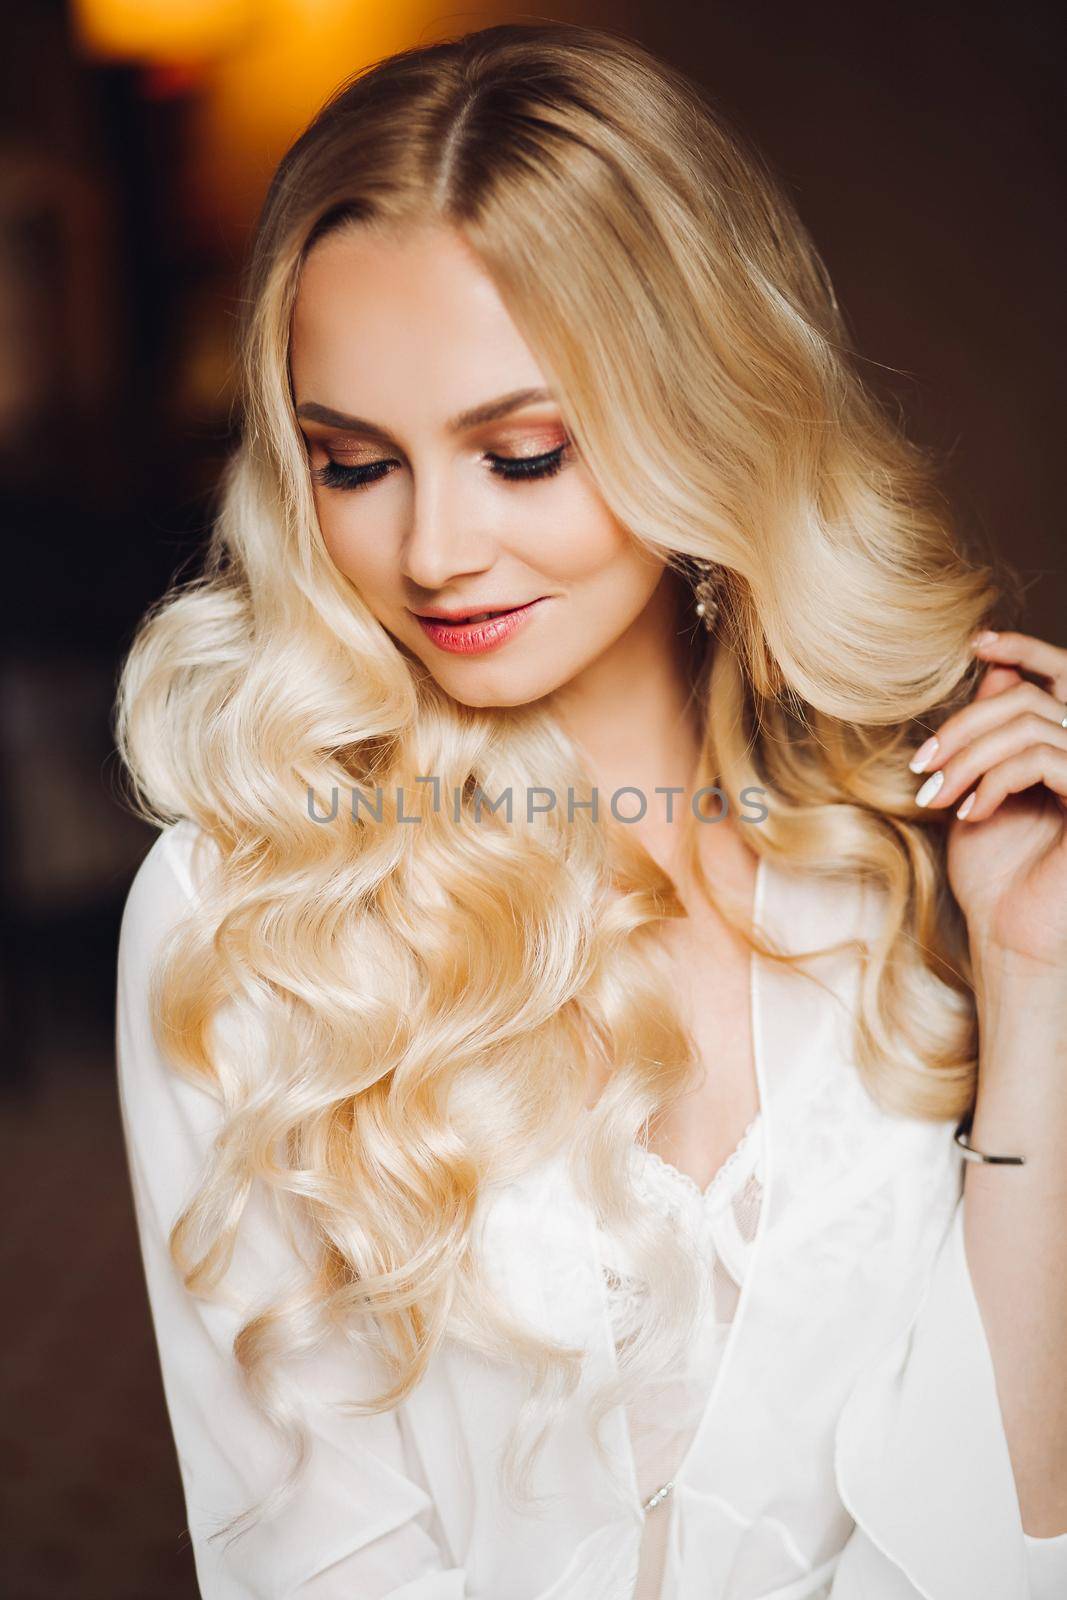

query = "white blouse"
[{"left": 116, "top": 819, "right": 1067, "bottom": 1599}]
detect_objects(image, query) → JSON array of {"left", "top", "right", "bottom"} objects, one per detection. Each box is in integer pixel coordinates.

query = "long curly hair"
[{"left": 114, "top": 19, "right": 1014, "bottom": 1545}]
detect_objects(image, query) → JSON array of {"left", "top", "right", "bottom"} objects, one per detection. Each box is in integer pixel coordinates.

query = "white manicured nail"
[
  {"left": 909, "top": 736, "right": 939, "bottom": 774},
  {"left": 915, "top": 770, "right": 945, "bottom": 807},
  {"left": 956, "top": 791, "right": 976, "bottom": 820}
]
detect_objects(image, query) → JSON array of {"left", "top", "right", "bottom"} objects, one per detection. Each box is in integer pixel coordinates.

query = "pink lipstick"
[{"left": 413, "top": 598, "right": 549, "bottom": 655}]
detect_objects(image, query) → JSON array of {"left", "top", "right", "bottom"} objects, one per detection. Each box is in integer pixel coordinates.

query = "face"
[{"left": 290, "top": 221, "right": 670, "bottom": 709}]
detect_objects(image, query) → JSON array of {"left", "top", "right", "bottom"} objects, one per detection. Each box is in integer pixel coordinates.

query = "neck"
[{"left": 549, "top": 567, "right": 712, "bottom": 881}]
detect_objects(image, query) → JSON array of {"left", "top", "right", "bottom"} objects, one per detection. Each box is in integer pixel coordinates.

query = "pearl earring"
[{"left": 690, "top": 558, "right": 723, "bottom": 632}]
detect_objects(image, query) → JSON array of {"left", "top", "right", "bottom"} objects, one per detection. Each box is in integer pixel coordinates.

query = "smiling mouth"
[{"left": 411, "top": 597, "right": 550, "bottom": 654}]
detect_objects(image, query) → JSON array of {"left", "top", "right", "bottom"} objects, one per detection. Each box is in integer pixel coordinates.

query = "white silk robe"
[{"left": 115, "top": 819, "right": 1067, "bottom": 1598}]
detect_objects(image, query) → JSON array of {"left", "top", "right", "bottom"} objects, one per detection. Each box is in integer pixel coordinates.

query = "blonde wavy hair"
[{"left": 115, "top": 18, "right": 1017, "bottom": 1545}]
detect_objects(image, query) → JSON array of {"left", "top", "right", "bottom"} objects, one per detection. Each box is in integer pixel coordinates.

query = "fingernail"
[
  {"left": 971, "top": 630, "right": 999, "bottom": 649},
  {"left": 915, "top": 770, "right": 945, "bottom": 807},
  {"left": 956, "top": 791, "right": 976, "bottom": 820},
  {"left": 908, "top": 736, "right": 940, "bottom": 774}
]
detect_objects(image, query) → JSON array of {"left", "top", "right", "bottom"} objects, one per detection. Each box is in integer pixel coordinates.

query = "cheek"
[
  {"left": 311, "top": 471, "right": 644, "bottom": 598},
  {"left": 313, "top": 492, "right": 397, "bottom": 593},
  {"left": 514, "top": 478, "right": 638, "bottom": 581}
]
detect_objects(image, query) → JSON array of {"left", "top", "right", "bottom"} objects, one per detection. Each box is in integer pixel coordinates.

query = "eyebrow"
[{"left": 294, "top": 386, "right": 554, "bottom": 441}]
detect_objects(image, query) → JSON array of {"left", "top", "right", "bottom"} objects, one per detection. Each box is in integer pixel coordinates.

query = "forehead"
[{"left": 290, "top": 222, "right": 549, "bottom": 417}]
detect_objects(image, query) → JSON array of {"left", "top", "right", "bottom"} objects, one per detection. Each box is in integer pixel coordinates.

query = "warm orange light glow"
[
  {"left": 71, "top": 0, "right": 593, "bottom": 245},
  {"left": 185, "top": 0, "right": 511, "bottom": 240},
  {"left": 70, "top": 0, "right": 256, "bottom": 62}
]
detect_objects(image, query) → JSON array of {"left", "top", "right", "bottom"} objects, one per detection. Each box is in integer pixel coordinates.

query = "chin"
[
  {"left": 395, "top": 629, "right": 583, "bottom": 709},
  {"left": 430, "top": 667, "right": 551, "bottom": 710}
]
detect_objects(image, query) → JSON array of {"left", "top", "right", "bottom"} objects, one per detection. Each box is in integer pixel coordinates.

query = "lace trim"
[
  {"left": 611, "top": 1116, "right": 766, "bottom": 1521},
  {"left": 603, "top": 1114, "right": 765, "bottom": 1334},
  {"left": 636, "top": 1110, "right": 763, "bottom": 1206}
]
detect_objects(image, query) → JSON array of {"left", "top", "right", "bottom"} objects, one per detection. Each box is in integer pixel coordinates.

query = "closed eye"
[
  {"left": 485, "top": 444, "right": 569, "bottom": 482},
  {"left": 310, "top": 441, "right": 571, "bottom": 493}
]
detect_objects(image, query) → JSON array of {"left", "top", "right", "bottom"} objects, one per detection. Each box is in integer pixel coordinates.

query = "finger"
[
  {"left": 914, "top": 713, "right": 1067, "bottom": 810},
  {"left": 954, "top": 743, "right": 1067, "bottom": 823},
  {"left": 971, "top": 630, "right": 1067, "bottom": 698},
  {"left": 908, "top": 680, "right": 1067, "bottom": 775},
  {"left": 972, "top": 663, "right": 1024, "bottom": 702}
]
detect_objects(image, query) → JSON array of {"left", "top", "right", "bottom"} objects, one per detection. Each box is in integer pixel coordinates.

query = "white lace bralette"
[{"left": 597, "top": 1111, "right": 766, "bottom": 1519}]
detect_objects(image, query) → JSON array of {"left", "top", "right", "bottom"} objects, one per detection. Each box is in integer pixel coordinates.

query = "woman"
[{"left": 113, "top": 21, "right": 1067, "bottom": 1600}]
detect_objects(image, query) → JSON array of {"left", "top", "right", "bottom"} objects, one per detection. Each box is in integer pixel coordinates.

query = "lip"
[
  {"left": 413, "top": 599, "right": 541, "bottom": 621},
  {"left": 412, "top": 597, "right": 550, "bottom": 655}
]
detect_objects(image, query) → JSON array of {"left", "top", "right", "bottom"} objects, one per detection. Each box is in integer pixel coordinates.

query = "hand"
[{"left": 908, "top": 629, "right": 1067, "bottom": 973}]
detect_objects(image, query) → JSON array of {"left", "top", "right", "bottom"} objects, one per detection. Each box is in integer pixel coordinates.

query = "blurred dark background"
[{"left": 0, "top": 1, "right": 1062, "bottom": 1594}]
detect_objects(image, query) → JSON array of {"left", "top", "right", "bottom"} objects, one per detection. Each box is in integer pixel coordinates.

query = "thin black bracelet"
[{"left": 954, "top": 1119, "right": 1026, "bottom": 1166}]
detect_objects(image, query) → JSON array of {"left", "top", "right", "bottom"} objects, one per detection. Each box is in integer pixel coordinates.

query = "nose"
[{"left": 399, "top": 460, "right": 497, "bottom": 594}]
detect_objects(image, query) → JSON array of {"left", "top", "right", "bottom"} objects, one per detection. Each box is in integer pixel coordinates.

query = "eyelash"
[{"left": 310, "top": 443, "right": 570, "bottom": 493}]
